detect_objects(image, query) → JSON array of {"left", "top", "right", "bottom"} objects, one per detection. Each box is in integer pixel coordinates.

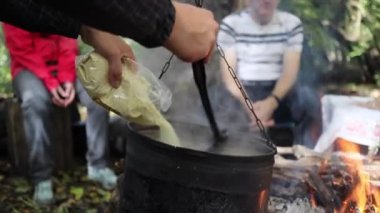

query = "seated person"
[
  {"left": 217, "top": 0, "right": 311, "bottom": 145},
  {"left": 2, "top": 23, "right": 117, "bottom": 205}
]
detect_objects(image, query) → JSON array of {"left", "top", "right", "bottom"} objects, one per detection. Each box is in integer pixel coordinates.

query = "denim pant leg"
[
  {"left": 289, "top": 84, "right": 322, "bottom": 148},
  {"left": 75, "top": 80, "right": 109, "bottom": 168},
  {"left": 13, "top": 71, "right": 54, "bottom": 184}
]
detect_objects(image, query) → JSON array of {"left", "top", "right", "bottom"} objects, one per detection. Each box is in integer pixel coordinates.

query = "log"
[
  {"left": 276, "top": 145, "right": 327, "bottom": 160},
  {"left": 5, "top": 98, "right": 29, "bottom": 176},
  {"left": 304, "top": 170, "right": 341, "bottom": 211},
  {"left": 274, "top": 155, "right": 323, "bottom": 170},
  {"left": 5, "top": 98, "right": 73, "bottom": 176},
  {"left": 51, "top": 105, "right": 73, "bottom": 171}
]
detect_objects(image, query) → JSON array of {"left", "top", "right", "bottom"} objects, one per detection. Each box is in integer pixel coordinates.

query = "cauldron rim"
[
  {"left": 125, "top": 121, "right": 276, "bottom": 195},
  {"left": 126, "top": 122, "right": 277, "bottom": 163}
]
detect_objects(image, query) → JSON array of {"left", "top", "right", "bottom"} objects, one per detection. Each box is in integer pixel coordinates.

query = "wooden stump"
[
  {"left": 5, "top": 97, "right": 73, "bottom": 177},
  {"left": 5, "top": 98, "right": 29, "bottom": 177},
  {"left": 51, "top": 105, "right": 73, "bottom": 171}
]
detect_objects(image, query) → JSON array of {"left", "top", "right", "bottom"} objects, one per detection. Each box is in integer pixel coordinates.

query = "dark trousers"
[
  {"left": 243, "top": 80, "right": 321, "bottom": 148},
  {"left": 13, "top": 70, "right": 110, "bottom": 184}
]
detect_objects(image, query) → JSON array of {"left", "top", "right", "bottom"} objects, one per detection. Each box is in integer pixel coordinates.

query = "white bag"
[{"left": 314, "top": 95, "right": 380, "bottom": 152}]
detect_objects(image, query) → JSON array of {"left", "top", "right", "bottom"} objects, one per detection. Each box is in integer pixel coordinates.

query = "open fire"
[
  {"left": 335, "top": 139, "right": 379, "bottom": 213},
  {"left": 270, "top": 141, "right": 380, "bottom": 213}
]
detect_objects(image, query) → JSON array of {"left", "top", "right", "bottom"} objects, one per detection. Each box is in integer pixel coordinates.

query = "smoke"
[{"left": 134, "top": 45, "right": 261, "bottom": 152}]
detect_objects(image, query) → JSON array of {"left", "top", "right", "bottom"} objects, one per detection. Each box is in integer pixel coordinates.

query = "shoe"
[
  {"left": 88, "top": 166, "right": 117, "bottom": 190},
  {"left": 33, "top": 179, "right": 54, "bottom": 205}
]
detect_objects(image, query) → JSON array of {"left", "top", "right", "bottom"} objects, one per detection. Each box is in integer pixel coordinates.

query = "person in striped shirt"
[{"left": 218, "top": 0, "right": 304, "bottom": 130}]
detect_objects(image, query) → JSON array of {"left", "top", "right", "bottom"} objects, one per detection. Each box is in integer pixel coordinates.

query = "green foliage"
[
  {"left": 280, "top": 1, "right": 337, "bottom": 52},
  {"left": 0, "top": 28, "right": 12, "bottom": 96},
  {"left": 280, "top": 0, "right": 380, "bottom": 85},
  {"left": 69, "top": 186, "right": 84, "bottom": 200}
]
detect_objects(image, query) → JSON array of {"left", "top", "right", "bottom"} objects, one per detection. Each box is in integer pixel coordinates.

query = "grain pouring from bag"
[{"left": 76, "top": 52, "right": 180, "bottom": 146}]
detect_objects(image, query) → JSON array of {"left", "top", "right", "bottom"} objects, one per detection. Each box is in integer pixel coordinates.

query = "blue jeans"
[
  {"left": 243, "top": 80, "right": 321, "bottom": 148},
  {"left": 13, "top": 71, "right": 110, "bottom": 184}
]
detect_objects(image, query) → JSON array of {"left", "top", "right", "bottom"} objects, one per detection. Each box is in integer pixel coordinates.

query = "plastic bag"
[
  {"left": 76, "top": 52, "right": 179, "bottom": 146},
  {"left": 314, "top": 95, "right": 380, "bottom": 152},
  {"left": 76, "top": 52, "right": 172, "bottom": 112}
]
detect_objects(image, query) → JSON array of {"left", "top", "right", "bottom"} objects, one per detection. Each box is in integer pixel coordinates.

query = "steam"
[{"left": 134, "top": 46, "right": 257, "bottom": 151}]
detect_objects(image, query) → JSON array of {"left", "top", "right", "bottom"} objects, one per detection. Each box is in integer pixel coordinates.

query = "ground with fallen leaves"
[{"left": 0, "top": 159, "right": 123, "bottom": 213}]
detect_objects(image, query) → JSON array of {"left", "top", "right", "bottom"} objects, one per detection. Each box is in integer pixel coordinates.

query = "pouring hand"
[
  {"left": 80, "top": 26, "right": 136, "bottom": 88},
  {"left": 164, "top": 2, "right": 218, "bottom": 63}
]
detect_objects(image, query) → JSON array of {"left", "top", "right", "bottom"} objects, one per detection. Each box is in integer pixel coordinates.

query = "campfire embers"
[{"left": 270, "top": 142, "right": 380, "bottom": 213}]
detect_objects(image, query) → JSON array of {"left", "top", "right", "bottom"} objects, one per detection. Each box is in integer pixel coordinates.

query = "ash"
[{"left": 268, "top": 197, "right": 325, "bottom": 213}]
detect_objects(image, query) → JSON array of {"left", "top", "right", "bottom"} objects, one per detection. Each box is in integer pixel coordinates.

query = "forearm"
[
  {"left": 271, "top": 71, "right": 298, "bottom": 100},
  {"left": 271, "top": 52, "right": 301, "bottom": 100},
  {"left": 223, "top": 68, "right": 242, "bottom": 100},
  {"left": 57, "top": 38, "right": 78, "bottom": 83},
  {"left": 1, "top": 0, "right": 175, "bottom": 47},
  {"left": 220, "top": 49, "right": 242, "bottom": 100},
  {"left": 36, "top": 0, "right": 175, "bottom": 47},
  {"left": 1, "top": 0, "right": 81, "bottom": 38}
]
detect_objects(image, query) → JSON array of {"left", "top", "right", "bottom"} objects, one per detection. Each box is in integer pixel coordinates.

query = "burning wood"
[
  {"left": 270, "top": 143, "right": 380, "bottom": 213},
  {"left": 335, "top": 139, "right": 380, "bottom": 212}
]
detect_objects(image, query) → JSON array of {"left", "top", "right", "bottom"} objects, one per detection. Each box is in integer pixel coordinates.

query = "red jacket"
[{"left": 2, "top": 23, "right": 78, "bottom": 91}]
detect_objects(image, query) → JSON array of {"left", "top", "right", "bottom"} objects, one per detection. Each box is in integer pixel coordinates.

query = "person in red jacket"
[{"left": 2, "top": 23, "right": 117, "bottom": 205}]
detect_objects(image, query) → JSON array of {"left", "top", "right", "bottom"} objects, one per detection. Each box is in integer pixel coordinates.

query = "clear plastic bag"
[
  {"left": 76, "top": 52, "right": 179, "bottom": 146},
  {"left": 132, "top": 59, "right": 172, "bottom": 112},
  {"left": 76, "top": 52, "right": 172, "bottom": 112}
]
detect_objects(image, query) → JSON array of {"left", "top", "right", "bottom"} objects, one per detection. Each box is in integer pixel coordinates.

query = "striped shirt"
[{"left": 217, "top": 9, "right": 303, "bottom": 81}]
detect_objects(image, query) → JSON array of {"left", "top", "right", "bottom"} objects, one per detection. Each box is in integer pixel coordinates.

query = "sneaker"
[
  {"left": 88, "top": 166, "right": 117, "bottom": 190},
  {"left": 33, "top": 179, "right": 54, "bottom": 205}
]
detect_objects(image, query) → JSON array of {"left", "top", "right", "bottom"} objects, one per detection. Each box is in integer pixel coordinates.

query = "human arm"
[
  {"left": 270, "top": 51, "right": 301, "bottom": 102},
  {"left": 164, "top": 2, "right": 218, "bottom": 62},
  {"left": 79, "top": 27, "right": 136, "bottom": 88},
  {"left": 2, "top": 0, "right": 217, "bottom": 88},
  {"left": 33, "top": 0, "right": 175, "bottom": 47},
  {"left": 57, "top": 36, "right": 78, "bottom": 84},
  {"left": 252, "top": 51, "right": 301, "bottom": 126},
  {"left": 218, "top": 16, "right": 241, "bottom": 99},
  {"left": 219, "top": 48, "right": 275, "bottom": 126},
  {"left": 253, "top": 19, "right": 304, "bottom": 126},
  {"left": 220, "top": 48, "right": 243, "bottom": 100},
  {"left": 1, "top": 0, "right": 217, "bottom": 61},
  {"left": 55, "top": 37, "right": 78, "bottom": 106},
  {"left": 79, "top": 1, "right": 218, "bottom": 87},
  {"left": 1, "top": 0, "right": 81, "bottom": 38},
  {"left": 1, "top": 0, "right": 173, "bottom": 45}
]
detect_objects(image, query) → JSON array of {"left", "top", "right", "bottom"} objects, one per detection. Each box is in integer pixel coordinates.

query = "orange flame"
[
  {"left": 310, "top": 193, "right": 317, "bottom": 208},
  {"left": 336, "top": 138, "right": 379, "bottom": 212},
  {"left": 258, "top": 189, "right": 269, "bottom": 211},
  {"left": 372, "top": 187, "right": 380, "bottom": 212}
]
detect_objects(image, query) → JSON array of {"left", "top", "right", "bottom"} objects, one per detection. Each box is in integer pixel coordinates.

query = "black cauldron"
[{"left": 118, "top": 121, "right": 276, "bottom": 213}]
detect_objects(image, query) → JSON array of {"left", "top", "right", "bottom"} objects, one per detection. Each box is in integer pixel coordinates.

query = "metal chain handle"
[
  {"left": 158, "top": 0, "right": 276, "bottom": 149},
  {"left": 159, "top": 54, "right": 174, "bottom": 80},
  {"left": 216, "top": 44, "right": 275, "bottom": 149}
]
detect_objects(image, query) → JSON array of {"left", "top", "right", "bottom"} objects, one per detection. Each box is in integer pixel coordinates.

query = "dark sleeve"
[
  {"left": 0, "top": 0, "right": 81, "bottom": 38},
  {"left": 8, "top": 0, "right": 175, "bottom": 47},
  {"left": 37, "top": 0, "right": 176, "bottom": 47},
  {"left": 1, "top": 0, "right": 175, "bottom": 47}
]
